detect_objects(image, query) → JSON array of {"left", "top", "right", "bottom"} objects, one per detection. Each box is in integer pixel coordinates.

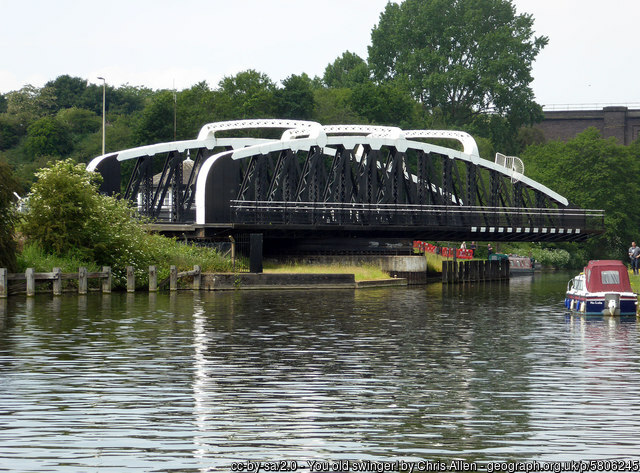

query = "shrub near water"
[{"left": 19, "top": 159, "right": 233, "bottom": 288}]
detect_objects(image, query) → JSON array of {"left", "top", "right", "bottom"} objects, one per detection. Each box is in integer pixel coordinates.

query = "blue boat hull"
[{"left": 565, "top": 295, "right": 637, "bottom": 316}]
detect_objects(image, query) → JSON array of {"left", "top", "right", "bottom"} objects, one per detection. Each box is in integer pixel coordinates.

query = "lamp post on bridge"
[{"left": 97, "top": 76, "right": 106, "bottom": 156}]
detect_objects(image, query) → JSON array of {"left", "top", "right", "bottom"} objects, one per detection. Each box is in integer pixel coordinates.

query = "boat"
[
  {"left": 565, "top": 260, "right": 638, "bottom": 316},
  {"left": 489, "top": 254, "right": 534, "bottom": 275}
]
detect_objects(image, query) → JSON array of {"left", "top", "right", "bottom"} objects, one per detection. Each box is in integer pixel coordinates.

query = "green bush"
[
  {"left": 18, "top": 158, "right": 235, "bottom": 288},
  {"left": 530, "top": 248, "right": 571, "bottom": 269}
]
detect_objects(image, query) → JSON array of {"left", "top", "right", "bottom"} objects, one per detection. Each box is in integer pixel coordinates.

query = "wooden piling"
[
  {"left": 193, "top": 265, "right": 201, "bottom": 291},
  {"left": 127, "top": 266, "right": 135, "bottom": 293},
  {"left": 102, "top": 266, "right": 111, "bottom": 293},
  {"left": 52, "top": 267, "right": 62, "bottom": 296},
  {"left": 78, "top": 267, "right": 88, "bottom": 295},
  {"left": 26, "top": 268, "right": 35, "bottom": 296},
  {"left": 149, "top": 265, "right": 157, "bottom": 292},
  {"left": 0, "top": 268, "right": 7, "bottom": 298},
  {"left": 170, "top": 265, "right": 177, "bottom": 291}
]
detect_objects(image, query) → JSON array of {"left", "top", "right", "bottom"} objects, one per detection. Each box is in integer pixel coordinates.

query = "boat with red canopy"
[{"left": 565, "top": 260, "right": 637, "bottom": 315}]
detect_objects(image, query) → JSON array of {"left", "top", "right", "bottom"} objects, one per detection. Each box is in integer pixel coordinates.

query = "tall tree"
[
  {"left": 177, "top": 81, "right": 217, "bottom": 138},
  {"left": 276, "top": 74, "right": 315, "bottom": 120},
  {"left": 349, "top": 81, "right": 419, "bottom": 128},
  {"left": 45, "top": 75, "right": 88, "bottom": 111},
  {"left": 368, "top": 0, "right": 547, "bottom": 128},
  {"left": 24, "top": 117, "right": 73, "bottom": 158},
  {"left": 217, "top": 70, "right": 277, "bottom": 119},
  {"left": 522, "top": 128, "right": 640, "bottom": 260},
  {"left": 134, "top": 90, "right": 175, "bottom": 145},
  {"left": 323, "top": 51, "right": 371, "bottom": 89}
]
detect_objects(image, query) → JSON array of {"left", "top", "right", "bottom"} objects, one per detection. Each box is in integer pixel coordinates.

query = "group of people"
[
  {"left": 629, "top": 242, "right": 640, "bottom": 274},
  {"left": 459, "top": 241, "right": 493, "bottom": 258}
]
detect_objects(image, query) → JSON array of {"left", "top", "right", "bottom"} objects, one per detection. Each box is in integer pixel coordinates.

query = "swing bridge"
[{"left": 87, "top": 119, "right": 604, "bottom": 251}]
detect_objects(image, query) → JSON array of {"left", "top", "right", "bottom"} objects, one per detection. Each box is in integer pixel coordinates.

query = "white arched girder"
[
  {"left": 194, "top": 131, "right": 568, "bottom": 224},
  {"left": 87, "top": 119, "right": 323, "bottom": 172},
  {"left": 197, "top": 119, "right": 321, "bottom": 141}
]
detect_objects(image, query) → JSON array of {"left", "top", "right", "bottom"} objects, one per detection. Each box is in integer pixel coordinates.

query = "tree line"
[{"left": 0, "top": 0, "right": 637, "bottom": 266}]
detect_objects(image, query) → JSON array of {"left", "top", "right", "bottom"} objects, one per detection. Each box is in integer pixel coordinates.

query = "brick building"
[{"left": 536, "top": 106, "right": 640, "bottom": 145}]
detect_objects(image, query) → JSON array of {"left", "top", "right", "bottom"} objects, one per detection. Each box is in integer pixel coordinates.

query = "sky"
[{"left": 1, "top": 0, "right": 640, "bottom": 108}]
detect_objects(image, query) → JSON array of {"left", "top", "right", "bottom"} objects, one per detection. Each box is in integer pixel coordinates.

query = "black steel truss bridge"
[{"left": 88, "top": 119, "right": 604, "bottom": 247}]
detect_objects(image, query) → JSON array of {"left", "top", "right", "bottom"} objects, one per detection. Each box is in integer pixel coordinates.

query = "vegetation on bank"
[
  {"left": 264, "top": 262, "right": 389, "bottom": 281},
  {"left": 14, "top": 159, "right": 235, "bottom": 289}
]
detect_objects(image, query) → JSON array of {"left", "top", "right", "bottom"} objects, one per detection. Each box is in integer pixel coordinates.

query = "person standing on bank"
[{"left": 629, "top": 242, "right": 640, "bottom": 275}]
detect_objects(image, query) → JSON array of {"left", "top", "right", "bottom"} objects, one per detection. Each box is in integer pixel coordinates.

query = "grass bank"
[
  {"left": 629, "top": 272, "right": 640, "bottom": 294},
  {"left": 264, "top": 262, "right": 389, "bottom": 281}
]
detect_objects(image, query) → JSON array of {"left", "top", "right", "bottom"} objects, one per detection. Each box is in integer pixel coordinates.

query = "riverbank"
[{"left": 263, "top": 262, "right": 389, "bottom": 281}]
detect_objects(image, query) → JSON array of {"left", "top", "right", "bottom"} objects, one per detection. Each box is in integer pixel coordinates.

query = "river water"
[{"left": 1, "top": 272, "right": 640, "bottom": 472}]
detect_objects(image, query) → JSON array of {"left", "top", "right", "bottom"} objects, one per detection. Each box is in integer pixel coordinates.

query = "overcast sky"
[{"left": 2, "top": 0, "right": 639, "bottom": 108}]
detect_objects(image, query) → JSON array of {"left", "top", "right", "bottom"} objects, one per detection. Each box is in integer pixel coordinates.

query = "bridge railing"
[{"left": 230, "top": 200, "right": 605, "bottom": 233}]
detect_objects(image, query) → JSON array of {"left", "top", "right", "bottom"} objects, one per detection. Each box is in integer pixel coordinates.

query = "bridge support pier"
[{"left": 250, "top": 233, "right": 263, "bottom": 274}]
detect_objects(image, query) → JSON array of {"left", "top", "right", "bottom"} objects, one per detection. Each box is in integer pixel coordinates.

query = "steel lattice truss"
[{"left": 88, "top": 119, "right": 604, "bottom": 242}]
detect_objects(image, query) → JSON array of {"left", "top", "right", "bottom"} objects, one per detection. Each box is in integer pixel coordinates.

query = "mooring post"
[
  {"left": 0, "top": 268, "right": 7, "bottom": 298},
  {"left": 52, "top": 267, "right": 62, "bottom": 296},
  {"left": 149, "top": 265, "right": 157, "bottom": 292},
  {"left": 127, "top": 266, "right": 135, "bottom": 293},
  {"left": 170, "top": 265, "right": 177, "bottom": 291},
  {"left": 102, "top": 266, "right": 111, "bottom": 293},
  {"left": 193, "top": 265, "right": 201, "bottom": 291},
  {"left": 441, "top": 260, "right": 448, "bottom": 283},
  {"left": 78, "top": 267, "right": 88, "bottom": 295},
  {"left": 249, "top": 233, "right": 263, "bottom": 273},
  {"left": 26, "top": 268, "right": 35, "bottom": 296}
]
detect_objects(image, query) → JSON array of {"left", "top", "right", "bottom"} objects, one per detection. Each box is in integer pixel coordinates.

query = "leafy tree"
[
  {"left": 0, "top": 160, "right": 19, "bottom": 270},
  {"left": 323, "top": 51, "right": 371, "bottom": 88},
  {"left": 312, "top": 88, "right": 365, "bottom": 125},
  {"left": 4, "top": 84, "right": 57, "bottom": 121},
  {"left": 24, "top": 117, "right": 72, "bottom": 157},
  {"left": 217, "top": 70, "right": 277, "bottom": 119},
  {"left": 522, "top": 128, "right": 640, "bottom": 259},
  {"left": 368, "top": 0, "right": 547, "bottom": 129},
  {"left": 276, "top": 74, "right": 315, "bottom": 120},
  {"left": 133, "top": 90, "right": 175, "bottom": 145},
  {"left": 45, "top": 75, "right": 88, "bottom": 111},
  {"left": 57, "top": 107, "right": 101, "bottom": 135},
  {"left": 0, "top": 94, "right": 7, "bottom": 113},
  {"left": 349, "top": 81, "right": 419, "bottom": 128},
  {"left": 20, "top": 159, "right": 103, "bottom": 254},
  {"left": 0, "top": 114, "right": 26, "bottom": 150},
  {"left": 177, "top": 81, "right": 217, "bottom": 138}
]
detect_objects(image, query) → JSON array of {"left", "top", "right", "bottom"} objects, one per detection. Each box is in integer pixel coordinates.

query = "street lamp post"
[{"left": 97, "top": 77, "right": 106, "bottom": 155}]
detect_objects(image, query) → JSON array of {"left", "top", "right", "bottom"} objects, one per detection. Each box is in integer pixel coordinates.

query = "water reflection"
[{"left": 0, "top": 273, "right": 639, "bottom": 471}]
